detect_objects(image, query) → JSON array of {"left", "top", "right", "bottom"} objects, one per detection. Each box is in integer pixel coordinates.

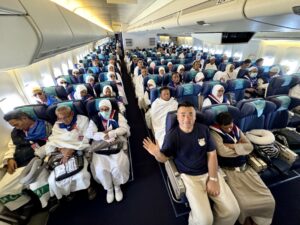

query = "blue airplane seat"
[
  {"left": 46, "top": 100, "right": 87, "bottom": 124},
  {"left": 226, "top": 79, "right": 251, "bottom": 105},
  {"left": 203, "top": 69, "right": 217, "bottom": 81},
  {"left": 149, "top": 86, "right": 176, "bottom": 104},
  {"left": 201, "top": 81, "right": 227, "bottom": 98},
  {"left": 184, "top": 64, "right": 193, "bottom": 71},
  {"left": 143, "top": 75, "right": 163, "bottom": 90},
  {"left": 266, "top": 75, "right": 299, "bottom": 97},
  {"left": 201, "top": 104, "right": 241, "bottom": 127},
  {"left": 94, "top": 81, "right": 119, "bottom": 98},
  {"left": 85, "top": 98, "right": 119, "bottom": 118},
  {"left": 162, "top": 74, "right": 172, "bottom": 86},
  {"left": 182, "top": 71, "right": 198, "bottom": 83},
  {"left": 43, "top": 86, "right": 68, "bottom": 101},
  {"left": 15, "top": 104, "right": 51, "bottom": 123},
  {"left": 236, "top": 98, "right": 276, "bottom": 132},
  {"left": 98, "top": 72, "right": 108, "bottom": 82},
  {"left": 176, "top": 83, "right": 202, "bottom": 109}
]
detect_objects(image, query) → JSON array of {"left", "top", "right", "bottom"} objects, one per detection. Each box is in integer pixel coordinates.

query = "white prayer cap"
[
  {"left": 85, "top": 75, "right": 94, "bottom": 83},
  {"left": 57, "top": 77, "right": 67, "bottom": 84},
  {"left": 248, "top": 66, "right": 258, "bottom": 72},
  {"left": 270, "top": 66, "right": 280, "bottom": 73},
  {"left": 76, "top": 84, "right": 87, "bottom": 93},
  {"left": 177, "top": 64, "right": 185, "bottom": 72},
  {"left": 147, "top": 57, "right": 152, "bottom": 62},
  {"left": 147, "top": 79, "right": 156, "bottom": 88},
  {"left": 32, "top": 86, "right": 43, "bottom": 95},
  {"left": 167, "top": 62, "right": 173, "bottom": 66},
  {"left": 159, "top": 66, "right": 165, "bottom": 72},
  {"left": 195, "top": 72, "right": 205, "bottom": 82},
  {"left": 102, "top": 85, "right": 113, "bottom": 95},
  {"left": 98, "top": 99, "right": 112, "bottom": 110},
  {"left": 150, "top": 62, "right": 156, "bottom": 68},
  {"left": 72, "top": 69, "right": 79, "bottom": 73},
  {"left": 210, "top": 56, "right": 216, "bottom": 60}
]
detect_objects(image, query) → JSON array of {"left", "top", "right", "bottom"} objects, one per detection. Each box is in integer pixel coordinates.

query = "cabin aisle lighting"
[{"left": 50, "top": 0, "right": 113, "bottom": 32}]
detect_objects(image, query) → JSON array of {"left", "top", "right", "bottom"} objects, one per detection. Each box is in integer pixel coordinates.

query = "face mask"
[
  {"left": 62, "top": 84, "right": 67, "bottom": 88},
  {"left": 250, "top": 72, "right": 257, "bottom": 78},
  {"left": 99, "top": 111, "right": 111, "bottom": 120}
]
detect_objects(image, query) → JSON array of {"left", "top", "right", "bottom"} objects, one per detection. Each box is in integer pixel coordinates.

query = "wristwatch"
[{"left": 209, "top": 176, "right": 218, "bottom": 182}]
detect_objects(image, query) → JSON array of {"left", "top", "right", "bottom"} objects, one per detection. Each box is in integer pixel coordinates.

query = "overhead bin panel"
[
  {"left": 0, "top": 0, "right": 26, "bottom": 14},
  {"left": 0, "top": 16, "right": 39, "bottom": 70},
  {"left": 58, "top": 7, "right": 108, "bottom": 45},
  {"left": 244, "top": 0, "right": 300, "bottom": 30},
  {"left": 20, "top": 0, "right": 73, "bottom": 58},
  {"left": 178, "top": 0, "right": 244, "bottom": 26}
]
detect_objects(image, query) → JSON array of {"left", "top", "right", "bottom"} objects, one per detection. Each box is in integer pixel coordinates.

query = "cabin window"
[
  {"left": 0, "top": 95, "right": 24, "bottom": 114},
  {"left": 53, "top": 67, "right": 62, "bottom": 77},
  {"left": 280, "top": 60, "right": 298, "bottom": 75},
  {"left": 263, "top": 56, "right": 275, "bottom": 66}
]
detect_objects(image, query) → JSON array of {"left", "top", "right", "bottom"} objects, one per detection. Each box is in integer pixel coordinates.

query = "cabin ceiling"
[{"left": 51, "top": 0, "right": 157, "bottom": 32}]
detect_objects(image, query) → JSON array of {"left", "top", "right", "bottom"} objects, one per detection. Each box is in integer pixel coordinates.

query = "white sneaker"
[
  {"left": 114, "top": 186, "right": 123, "bottom": 202},
  {"left": 106, "top": 189, "right": 114, "bottom": 204}
]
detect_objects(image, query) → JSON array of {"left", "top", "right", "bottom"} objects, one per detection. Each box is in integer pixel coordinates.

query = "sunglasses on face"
[{"left": 34, "top": 92, "right": 43, "bottom": 97}]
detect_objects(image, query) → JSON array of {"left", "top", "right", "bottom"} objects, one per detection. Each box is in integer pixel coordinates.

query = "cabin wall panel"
[{"left": 122, "top": 33, "right": 157, "bottom": 50}]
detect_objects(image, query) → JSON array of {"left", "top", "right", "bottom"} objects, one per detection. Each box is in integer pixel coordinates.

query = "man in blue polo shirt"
[{"left": 143, "top": 101, "right": 240, "bottom": 225}]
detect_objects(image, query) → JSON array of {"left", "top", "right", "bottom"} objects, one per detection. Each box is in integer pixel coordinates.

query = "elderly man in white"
[
  {"left": 45, "top": 105, "right": 93, "bottom": 200},
  {"left": 86, "top": 99, "right": 130, "bottom": 204}
]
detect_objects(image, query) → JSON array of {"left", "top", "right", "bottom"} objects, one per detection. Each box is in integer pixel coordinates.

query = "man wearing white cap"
[
  {"left": 86, "top": 99, "right": 130, "bottom": 204},
  {"left": 204, "top": 56, "right": 217, "bottom": 70}
]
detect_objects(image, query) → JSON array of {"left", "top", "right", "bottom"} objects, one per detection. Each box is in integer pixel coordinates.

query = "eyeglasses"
[
  {"left": 60, "top": 81, "right": 67, "bottom": 84},
  {"left": 34, "top": 92, "right": 43, "bottom": 97},
  {"left": 100, "top": 108, "right": 110, "bottom": 112}
]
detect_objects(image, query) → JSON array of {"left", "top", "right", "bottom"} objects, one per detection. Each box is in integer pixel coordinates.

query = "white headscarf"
[
  {"left": 106, "top": 72, "right": 116, "bottom": 81},
  {"left": 177, "top": 64, "right": 185, "bottom": 73},
  {"left": 211, "top": 84, "right": 225, "bottom": 103},
  {"left": 85, "top": 75, "right": 94, "bottom": 83},
  {"left": 99, "top": 99, "right": 112, "bottom": 110},
  {"left": 159, "top": 67, "right": 165, "bottom": 75},
  {"left": 57, "top": 77, "right": 67, "bottom": 86},
  {"left": 195, "top": 72, "right": 205, "bottom": 83},
  {"left": 102, "top": 85, "right": 115, "bottom": 97},
  {"left": 150, "top": 62, "right": 156, "bottom": 69},
  {"left": 74, "top": 85, "right": 87, "bottom": 100},
  {"left": 147, "top": 79, "right": 157, "bottom": 89}
]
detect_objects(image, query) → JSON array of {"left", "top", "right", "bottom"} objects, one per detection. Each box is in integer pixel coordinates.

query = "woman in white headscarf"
[
  {"left": 85, "top": 75, "right": 97, "bottom": 96},
  {"left": 107, "top": 72, "right": 128, "bottom": 104},
  {"left": 86, "top": 99, "right": 130, "bottom": 204},
  {"left": 144, "top": 79, "right": 157, "bottom": 109},
  {"left": 158, "top": 67, "right": 166, "bottom": 77},
  {"left": 177, "top": 64, "right": 185, "bottom": 82},
  {"left": 73, "top": 84, "right": 93, "bottom": 101},
  {"left": 193, "top": 72, "right": 205, "bottom": 86},
  {"left": 202, "top": 84, "right": 230, "bottom": 108},
  {"left": 100, "top": 85, "right": 126, "bottom": 114}
]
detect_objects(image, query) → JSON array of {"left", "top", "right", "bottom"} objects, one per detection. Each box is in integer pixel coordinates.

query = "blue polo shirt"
[{"left": 161, "top": 123, "right": 216, "bottom": 175}]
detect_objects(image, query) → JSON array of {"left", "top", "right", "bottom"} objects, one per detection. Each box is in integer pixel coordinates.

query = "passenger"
[
  {"left": 149, "top": 62, "right": 156, "bottom": 74},
  {"left": 243, "top": 67, "right": 259, "bottom": 98},
  {"left": 190, "top": 60, "right": 202, "bottom": 73},
  {"left": 235, "top": 59, "right": 251, "bottom": 78},
  {"left": 45, "top": 105, "right": 95, "bottom": 200},
  {"left": 133, "top": 59, "right": 144, "bottom": 83},
  {"left": 253, "top": 58, "right": 264, "bottom": 77},
  {"left": 0, "top": 110, "right": 51, "bottom": 211},
  {"left": 32, "top": 86, "right": 60, "bottom": 106},
  {"left": 56, "top": 77, "right": 69, "bottom": 89},
  {"left": 158, "top": 66, "right": 166, "bottom": 77},
  {"left": 168, "top": 72, "right": 181, "bottom": 88},
  {"left": 109, "top": 58, "right": 121, "bottom": 74},
  {"left": 73, "top": 84, "right": 93, "bottom": 101},
  {"left": 135, "top": 66, "right": 148, "bottom": 109},
  {"left": 86, "top": 99, "right": 130, "bottom": 203},
  {"left": 70, "top": 69, "right": 83, "bottom": 83},
  {"left": 100, "top": 85, "right": 126, "bottom": 114},
  {"left": 213, "top": 64, "right": 237, "bottom": 82},
  {"left": 144, "top": 79, "right": 156, "bottom": 109},
  {"left": 85, "top": 75, "right": 97, "bottom": 97},
  {"left": 202, "top": 84, "right": 230, "bottom": 108},
  {"left": 210, "top": 112, "right": 275, "bottom": 225},
  {"left": 149, "top": 86, "right": 178, "bottom": 147},
  {"left": 107, "top": 71, "right": 128, "bottom": 105},
  {"left": 257, "top": 66, "right": 281, "bottom": 96},
  {"left": 177, "top": 64, "right": 185, "bottom": 81},
  {"left": 204, "top": 56, "right": 218, "bottom": 70},
  {"left": 108, "top": 64, "right": 122, "bottom": 81},
  {"left": 218, "top": 55, "right": 228, "bottom": 72},
  {"left": 167, "top": 62, "right": 173, "bottom": 73},
  {"left": 193, "top": 72, "right": 205, "bottom": 86},
  {"left": 143, "top": 102, "right": 240, "bottom": 225}
]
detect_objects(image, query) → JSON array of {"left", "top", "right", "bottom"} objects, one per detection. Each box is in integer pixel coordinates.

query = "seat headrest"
[
  {"left": 268, "top": 95, "right": 291, "bottom": 111},
  {"left": 177, "top": 83, "right": 201, "bottom": 97}
]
